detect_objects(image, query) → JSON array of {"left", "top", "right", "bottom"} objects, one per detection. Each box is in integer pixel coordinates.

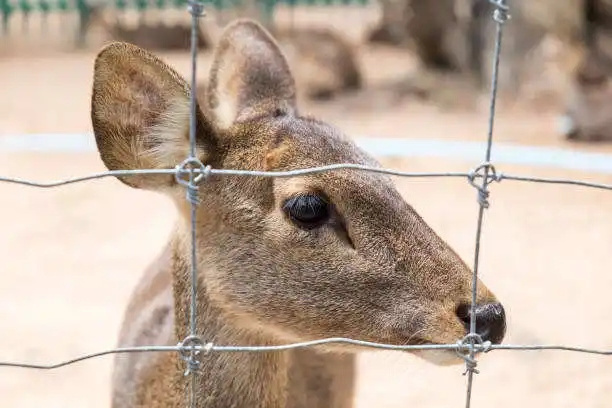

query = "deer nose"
[
  {"left": 557, "top": 114, "right": 579, "bottom": 140},
  {"left": 456, "top": 303, "right": 506, "bottom": 344}
]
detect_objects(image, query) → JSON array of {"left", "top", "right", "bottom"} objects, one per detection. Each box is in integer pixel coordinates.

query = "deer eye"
[{"left": 282, "top": 194, "right": 330, "bottom": 229}]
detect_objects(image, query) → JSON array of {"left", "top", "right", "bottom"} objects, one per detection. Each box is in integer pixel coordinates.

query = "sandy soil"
[{"left": 2, "top": 9, "right": 612, "bottom": 408}]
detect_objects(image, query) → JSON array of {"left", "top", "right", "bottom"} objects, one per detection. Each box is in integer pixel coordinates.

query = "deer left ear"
[
  {"left": 205, "top": 19, "right": 297, "bottom": 130},
  {"left": 91, "top": 41, "right": 216, "bottom": 190}
]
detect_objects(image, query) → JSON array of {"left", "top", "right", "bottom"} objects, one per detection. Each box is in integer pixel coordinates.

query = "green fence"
[
  {"left": 1, "top": 0, "right": 372, "bottom": 49},
  {"left": 1, "top": 0, "right": 371, "bottom": 36}
]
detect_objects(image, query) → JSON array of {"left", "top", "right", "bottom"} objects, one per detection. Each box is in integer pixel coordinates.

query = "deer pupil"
[{"left": 283, "top": 194, "right": 330, "bottom": 228}]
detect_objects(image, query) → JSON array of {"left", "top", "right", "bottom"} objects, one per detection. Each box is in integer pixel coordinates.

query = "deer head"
[
  {"left": 91, "top": 19, "right": 505, "bottom": 365},
  {"left": 562, "top": 50, "right": 612, "bottom": 142}
]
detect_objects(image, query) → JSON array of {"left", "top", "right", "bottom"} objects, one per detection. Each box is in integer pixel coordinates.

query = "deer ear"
[
  {"left": 91, "top": 42, "right": 216, "bottom": 190},
  {"left": 206, "top": 19, "right": 297, "bottom": 129}
]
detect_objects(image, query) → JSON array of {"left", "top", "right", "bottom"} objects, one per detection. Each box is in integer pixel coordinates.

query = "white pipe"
[{"left": 2, "top": 133, "right": 612, "bottom": 175}]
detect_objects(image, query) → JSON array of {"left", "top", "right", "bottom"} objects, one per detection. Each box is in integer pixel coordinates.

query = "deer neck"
[{"left": 169, "top": 237, "right": 290, "bottom": 407}]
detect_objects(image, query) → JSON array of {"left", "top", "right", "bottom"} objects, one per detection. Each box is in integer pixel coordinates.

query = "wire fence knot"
[
  {"left": 178, "top": 335, "right": 213, "bottom": 376},
  {"left": 175, "top": 158, "right": 211, "bottom": 205},
  {"left": 187, "top": 0, "right": 205, "bottom": 17},
  {"left": 488, "top": 0, "right": 510, "bottom": 24},
  {"left": 468, "top": 162, "right": 501, "bottom": 208},
  {"left": 456, "top": 333, "right": 492, "bottom": 375}
]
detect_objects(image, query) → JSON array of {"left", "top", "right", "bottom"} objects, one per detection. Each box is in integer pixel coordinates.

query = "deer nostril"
[
  {"left": 455, "top": 303, "right": 471, "bottom": 327},
  {"left": 455, "top": 302, "right": 506, "bottom": 345}
]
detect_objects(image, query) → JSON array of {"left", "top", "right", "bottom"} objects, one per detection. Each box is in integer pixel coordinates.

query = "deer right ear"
[
  {"left": 91, "top": 42, "right": 216, "bottom": 190},
  {"left": 206, "top": 19, "right": 297, "bottom": 130}
]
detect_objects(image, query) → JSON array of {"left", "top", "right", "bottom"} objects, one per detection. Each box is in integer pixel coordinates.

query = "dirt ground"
[{"left": 2, "top": 7, "right": 612, "bottom": 408}]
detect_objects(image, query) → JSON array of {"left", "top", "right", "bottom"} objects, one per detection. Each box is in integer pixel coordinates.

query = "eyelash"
[{"left": 282, "top": 193, "right": 331, "bottom": 229}]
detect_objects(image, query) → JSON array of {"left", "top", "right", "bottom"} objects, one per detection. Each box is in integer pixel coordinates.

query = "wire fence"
[{"left": 2, "top": 0, "right": 612, "bottom": 407}]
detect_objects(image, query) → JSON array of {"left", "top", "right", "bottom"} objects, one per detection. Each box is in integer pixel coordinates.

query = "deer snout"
[
  {"left": 557, "top": 114, "right": 579, "bottom": 140},
  {"left": 456, "top": 303, "right": 506, "bottom": 345}
]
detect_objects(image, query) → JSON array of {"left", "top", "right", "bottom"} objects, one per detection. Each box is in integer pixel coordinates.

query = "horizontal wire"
[
  {"left": 0, "top": 165, "right": 467, "bottom": 188},
  {"left": 499, "top": 174, "right": 612, "bottom": 191},
  {"left": 0, "top": 164, "right": 611, "bottom": 191},
  {"left": 1, "top": 339, "right": 611, "bottom": 370},
  {"left": 0, "top": 169, "right": 181, "bottom": 188},
  {"left": 1, "top": 166, "right": 611, "bottom": 371}
]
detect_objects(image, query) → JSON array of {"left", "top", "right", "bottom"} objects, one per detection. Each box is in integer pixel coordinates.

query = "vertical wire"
[
  {"left": 186, "top": 1, "right": 205, "bottom": 407},
  {"left": 465, "top": 1, "right": 508, "bottom": 407}
]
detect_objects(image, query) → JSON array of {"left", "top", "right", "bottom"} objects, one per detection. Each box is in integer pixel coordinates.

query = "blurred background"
[
  {"left": 1, "top": 1, "right": 612, "bottom": 407},
  {"left": 4, "top": 0, "right": 612, "bottom": 141}
]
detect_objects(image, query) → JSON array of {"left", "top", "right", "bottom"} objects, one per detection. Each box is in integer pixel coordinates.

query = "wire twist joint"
[
  {"left": 187, "top": 0, "right": 205, "bottom": 17},
  {"left": 175, "top": 158, "right": 211, "bottom": 205},
  {"left": 489, "top": 0, "right": 510, "bottom": 24},
  {"left": 456, "top": 333, "right": 492, "bottom": 376},
  {"left": 468, "top": 162, "right": 502, "bottom": 208},
  {"left": 178, "top": 335, "right": 213, "bottom": 376}
]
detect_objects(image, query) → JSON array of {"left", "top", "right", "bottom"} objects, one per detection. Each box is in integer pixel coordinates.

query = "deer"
[
  {"left": 90, "top": 19, "right": 507, "bottom": 408},
  {"left": 560, "top": 0, "right": 612, "bottom": 142},
  {"left": 275, "top": 26, "right": 362, "bottom": 101},
  {"left": 561, "top": 49, "right": 612, "bottom": 142}
]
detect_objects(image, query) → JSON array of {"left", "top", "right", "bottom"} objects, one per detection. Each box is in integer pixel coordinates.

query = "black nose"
[{"left": 456, "top": 303, "right": 506, "bottom": 344}]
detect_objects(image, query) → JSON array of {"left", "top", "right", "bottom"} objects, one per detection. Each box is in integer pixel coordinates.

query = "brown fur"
[
  {"left": 86, "top": 9, "right": 210, "bottom": 51},
  {"left": 367, "top": 0, "right": 410, "bottom": 46},
  {"left": 275, "top": 28, "right": 362, "bottom": 101},
  {"left": 109, "top": 21, "right": 210, "bottom": 51},
  {"left": 563, "top": 50, "right": 612, "bottom": 142},
  {"left": 90, "top": 19, "right": 505, "bottom": 407},
  {"left": 367, "top": 0, "right": 565, "bottom": 95},
  {"left": 367, "top": 0, "right": 470, "bottom": 71},
  {"left": 562, "top": 0, "right": 612, "bottom": 142},
  {"left": 195, "top": 27, "right": 362, "bottom": 103}
]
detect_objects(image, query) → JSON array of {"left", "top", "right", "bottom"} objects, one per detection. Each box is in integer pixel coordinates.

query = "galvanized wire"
[
  {"left": 3, "top": 0, "right": 612, "bottom": 406},
  {"left": 464, "top": 1, "right": 510, "bottom": 407},
  {"left": 182, "top": 1, "right": 206, "bottom": 406},
  {"left": 1, "top": 167, "right": 611, "bottom": 191},
  {"left": 2, "top": 339, "right": 612, "bottom": 371}
]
